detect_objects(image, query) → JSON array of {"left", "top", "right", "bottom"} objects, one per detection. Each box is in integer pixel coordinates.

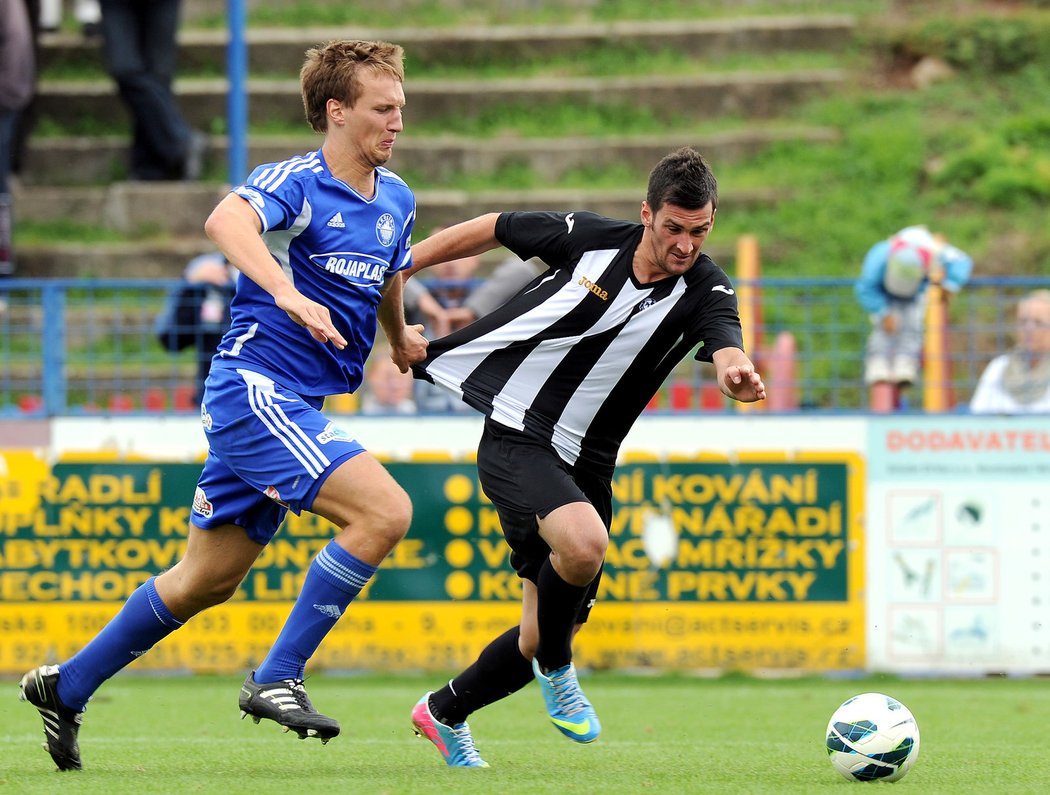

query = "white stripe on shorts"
[{"left": 239, "top": 370, "right": 330, "bottom": 479}]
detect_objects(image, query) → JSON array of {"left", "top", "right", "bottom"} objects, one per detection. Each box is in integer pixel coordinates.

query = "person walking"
[
  {"left": 0, "top": 0, "right": 35, "bottom": 275},
  {"left": 98, "top": 0, "right": 206, "bottom": 180}
]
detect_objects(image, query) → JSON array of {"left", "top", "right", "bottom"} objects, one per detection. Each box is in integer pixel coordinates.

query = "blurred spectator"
[
  {"left": 154, "top": 251, "right": 236, "bottom": 404},
  {"left": 359, "top": 347, "right": 417, "bottom": 415},
  {"left": 403, "top": 243, "right": 482, "bottom": 338},
  {"left": 403, "top": 229, "right": 544, "bottom": 412},
  {"left": 403, "top": 234, "right": 481, "bottom": 412},
  {"left": 446, "top": 252, "right": 545, "bottom": 330},
  {"left": 99, "top": 0, "right": 207, "bottom": 181},
  {"left": 855, "top": 225, "right": 972, "bottom": 412},
  {"left": 970, "top": 289, "right": 1050, "bottom": 414},
  {"left": 39, "top": 0, "right": 100, "bottom": 35},
  {"left": 8, "top": 0, "right": 40, "bottom": 183},
  {"left": 0, "top": 0, "right": 35, "bottom": 276}
]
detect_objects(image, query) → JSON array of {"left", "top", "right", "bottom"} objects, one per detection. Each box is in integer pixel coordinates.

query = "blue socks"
[
  {"left": 254, "top": 541, "right": 376, "bottom": 683},
  {"left": 53, "top": 542, "right": 376, "bottom": 708},
  {"left": 58, "top": 576, "right": 184, "bottom": 711}
]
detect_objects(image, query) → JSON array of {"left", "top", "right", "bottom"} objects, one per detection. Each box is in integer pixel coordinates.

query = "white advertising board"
[{"left": 865, "top": 417, "right": 1050, "bottom": 674}]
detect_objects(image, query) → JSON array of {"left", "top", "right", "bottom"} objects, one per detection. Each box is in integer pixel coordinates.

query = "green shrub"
[{"left": 900, "top": 15, "right": 1050, "bottom": 72}]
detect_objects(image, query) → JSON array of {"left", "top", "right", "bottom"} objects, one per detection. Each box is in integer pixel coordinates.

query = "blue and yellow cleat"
[
  {"left": 411, "top": 692, "right": 489, "bottom": 768},
  {"left": 532, "top": 659, "right": 601, "bottom": 743}
]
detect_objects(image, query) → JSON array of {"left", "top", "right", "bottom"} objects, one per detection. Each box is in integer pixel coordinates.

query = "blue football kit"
[{"left": 191, "top": 149, "right": 416, "bottom": 540}]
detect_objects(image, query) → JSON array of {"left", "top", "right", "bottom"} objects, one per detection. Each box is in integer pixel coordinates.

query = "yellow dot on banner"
[
  {"left": 444, "top": 474, "right": 474, "bottom": 503},
  {"left": 445, "top": 539, "right": 474, "bottom": 568},
  {"left": 445, "top": 506, "right": 474, "bottom": 535},
  {"left": 445, "top": 571, "right": 474, "bottom": 600}
]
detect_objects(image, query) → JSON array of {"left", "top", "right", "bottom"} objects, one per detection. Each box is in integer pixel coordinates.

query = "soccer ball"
[{"left": 825, "top": 692, "right": 920, "bottom": 782}]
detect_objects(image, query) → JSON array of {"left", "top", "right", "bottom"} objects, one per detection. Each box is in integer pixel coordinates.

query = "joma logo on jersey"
[
  {"left": 578, "top": 276, "right": 608, "bottom": 301},
  {"left": 312, "top": 252, "right": 387, "bottom": 284}
]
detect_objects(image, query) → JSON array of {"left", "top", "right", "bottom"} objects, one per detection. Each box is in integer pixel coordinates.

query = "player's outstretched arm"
[
  {"left": 712, "top": 347, "right": 767, "bottom": 403},
  {"left": 404, "top": 213, "right": 502, "bottom": 280},
  {"left": 205, "top": 193, "right": 347, "bottom": 349},
  {"left": 379, "top": 272, "right": 428, "bottom": 372}
]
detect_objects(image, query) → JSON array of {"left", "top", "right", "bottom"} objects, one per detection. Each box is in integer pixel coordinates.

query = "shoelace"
[
  {"left": 550, "top": 670, "right": 588, "bottom": 717},
  {"left": 449, "top": 723, "right": 484, "bottom": 765},
  {"left": 285, "top": 678, "right": 314, "bottom": 711}
]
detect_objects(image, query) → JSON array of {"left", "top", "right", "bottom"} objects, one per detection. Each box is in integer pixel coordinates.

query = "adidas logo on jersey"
[{"left": 327, "top": 213, "right": 346, "bottom": 228}]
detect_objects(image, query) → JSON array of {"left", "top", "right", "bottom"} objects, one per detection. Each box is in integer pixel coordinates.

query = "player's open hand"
[
  {"left": 390, "top": 323, "right": 429, "bottom": 373},
  {"left": 723, "top": 364, "right": 767, "bottom": 403},
  {"left": 275, "top": 290, "right": 347, "bottom": 349}
]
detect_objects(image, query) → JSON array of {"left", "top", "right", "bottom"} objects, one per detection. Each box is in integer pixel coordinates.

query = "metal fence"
[{"left": 1, "top": 276, "right": 1047, "bottom": 417}]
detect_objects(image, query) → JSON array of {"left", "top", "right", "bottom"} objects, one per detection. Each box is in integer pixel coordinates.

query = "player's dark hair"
[
  {"left": 300, "top": 39, "right": 405, "bottom": 133},
  {"left": 646, "top": 147, "right": 718, "bottom": 213}
]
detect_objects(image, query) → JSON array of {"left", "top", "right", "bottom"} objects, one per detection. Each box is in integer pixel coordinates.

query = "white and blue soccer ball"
[{"left": 825, "top": 692, "right": 920, "bottom": 783}]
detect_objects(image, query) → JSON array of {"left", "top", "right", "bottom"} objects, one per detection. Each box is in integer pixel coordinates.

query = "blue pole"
[
  {"left": 41, "top": 283, "right": 67, "bottom": 415},
  {"left": 227, "top": 0, "right": 248, "bottom": 185}
]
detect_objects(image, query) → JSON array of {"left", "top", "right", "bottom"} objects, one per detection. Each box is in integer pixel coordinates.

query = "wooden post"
[
  {"left": 735, "top": 234, "right": 763, "bottom": 412},
  {"left": 922, "top": 283, "right": 949, "bottom": 412}
]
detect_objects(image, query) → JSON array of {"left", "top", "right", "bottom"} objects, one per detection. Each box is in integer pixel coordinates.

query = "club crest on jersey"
[
  {"left": 316, "top": 421, "right": 351, "bottom": 444},
  {"left": 578, "top": 275, "right": 608, "bottom": 301},
  {"left": 637, "top": 297, "right": 656, "bottom": 311},
  {"left": 192, "top": 487, "right": 213, "bottom": 518},
  {"left": 311, "top": 251, "right": 388, "bottom": 285},
  {"left": 376, "top": 213, "right": 396, "bottom": 246}
]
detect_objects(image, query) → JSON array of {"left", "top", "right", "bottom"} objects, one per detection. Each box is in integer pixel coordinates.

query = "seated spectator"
[
  {"left": 402, "top": 231, "right": 483, "bottom": 412},
  {"left": 403, "top": 233, "right": 544, "bottom": 412},
  {"left": 154, "top": 252, "right": 236, "bottom": 405},
  {"left": 970, "top": 289, "right": 1050, "bottom": 414},
  {"left": 443, "top": 253, "right": 544, "bottom": 330},
  {"left": 360, "top": 348, "right": 417, "bottom": 415}
]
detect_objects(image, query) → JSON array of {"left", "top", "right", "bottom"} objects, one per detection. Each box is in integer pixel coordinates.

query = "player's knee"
[
  {"left": 518, "top": 626, "right": 539, "bottom": 659},
  {"left": 204, "top": 573, "right": 244, "bottom": 605},
  {"left": 158, "top": 567, "right": 241, "bottom": 617},
  {"left": 370, "top": 487, "right": 412, "bottom": 546},
  {"left": 557, "top": 533, "right": 607, "bottom": 584}
]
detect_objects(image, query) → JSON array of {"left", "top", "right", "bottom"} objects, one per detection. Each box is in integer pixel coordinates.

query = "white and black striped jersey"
[{"left": 414, "top": 211, "right": 744, "bottom": 476}]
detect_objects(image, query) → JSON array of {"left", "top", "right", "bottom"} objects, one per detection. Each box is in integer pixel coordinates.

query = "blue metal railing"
[{"left": 2, "top": 276, "right": 1048, "bottom": 417}]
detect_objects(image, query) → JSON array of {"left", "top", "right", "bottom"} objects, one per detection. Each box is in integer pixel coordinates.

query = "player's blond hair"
[{"left": 300, "top": 40, "right": 405, "bottom": 133}]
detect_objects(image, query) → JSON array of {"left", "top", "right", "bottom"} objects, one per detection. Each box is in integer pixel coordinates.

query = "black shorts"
[{"left": 476, "top": 419, "right": 612, "bottom": 623}]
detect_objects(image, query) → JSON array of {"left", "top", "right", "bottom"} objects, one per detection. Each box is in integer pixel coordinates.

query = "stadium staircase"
[{"left": 15, "top": 2, "right": 856, "bottom": 278}]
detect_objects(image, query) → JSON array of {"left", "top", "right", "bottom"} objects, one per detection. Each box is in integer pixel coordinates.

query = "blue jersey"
[{"left": 211, "top": 149, "right": 415, "bottom": 396}]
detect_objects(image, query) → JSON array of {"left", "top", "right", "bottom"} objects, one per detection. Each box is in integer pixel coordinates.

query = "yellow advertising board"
[{"left": 0, "top": 451, "right": 865, "bottom": 674}]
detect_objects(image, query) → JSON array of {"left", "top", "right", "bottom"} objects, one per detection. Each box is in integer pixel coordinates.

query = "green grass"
[
  {"left": 23, "top": 3, "right": 1050, "bottom": 282},
  {"left": 40, "top": 48, "right": 843, "bottom": 81},
  {"left": 190, "top": 0, "right": 891, "bottom": 29},
  {"left": 1, "top": 673, "right": 1048, "bottom": 793}
]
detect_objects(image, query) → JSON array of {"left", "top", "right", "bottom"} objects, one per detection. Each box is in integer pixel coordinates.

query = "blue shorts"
[{"left": 190, "top": 366, "right": 366, "bottom": 544}]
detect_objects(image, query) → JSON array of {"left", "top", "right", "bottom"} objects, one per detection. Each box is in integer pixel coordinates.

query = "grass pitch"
[{"left": 1, "top": 672, "right": 1047, "bottom": 793}]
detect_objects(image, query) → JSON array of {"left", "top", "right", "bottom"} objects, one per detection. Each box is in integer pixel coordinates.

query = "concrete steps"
[
  {"left": 39, "top": 16, "right": 856, "bottom": 73},
  {"left": 17, "top": 13, "right": 857, "bottom": 278},
  {"left": 16, "top": 182, "right": 782, "bottom": 277},
  {"left": 20, "top": 127, "right": 840, "bottom": 186},
  {"left": 35, "top": 70, "right": 845, "bottom": 130}
]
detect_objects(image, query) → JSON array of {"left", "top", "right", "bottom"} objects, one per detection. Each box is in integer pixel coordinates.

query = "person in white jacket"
[{"left": 971, "top": 289, "right": 1050, "bottom": 414}]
